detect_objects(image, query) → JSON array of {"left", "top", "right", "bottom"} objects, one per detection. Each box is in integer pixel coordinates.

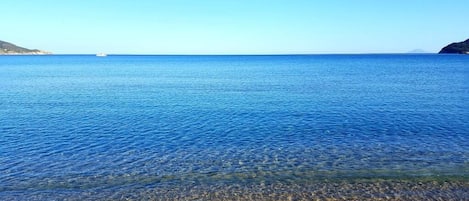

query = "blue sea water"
[{"left": 0, "top": 54, "right": 468, "bottom": 199}]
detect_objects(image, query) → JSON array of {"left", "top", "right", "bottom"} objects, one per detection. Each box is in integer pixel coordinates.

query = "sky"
[{"left": 2, "top": 0, "right": 469, "bottom": 54}]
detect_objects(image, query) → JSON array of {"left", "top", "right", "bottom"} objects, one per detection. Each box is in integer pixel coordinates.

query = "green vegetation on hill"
[
  {"left": 0, "top": 40, "right": 50, "bottom": 54},
  {"left": 439, "top": 39, "right": 469, "bottom": 54}
]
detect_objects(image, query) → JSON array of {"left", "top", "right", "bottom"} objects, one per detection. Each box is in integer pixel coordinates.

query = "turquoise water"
[{"left": 0, "top": 55, "right": 468, "bottom": 199}]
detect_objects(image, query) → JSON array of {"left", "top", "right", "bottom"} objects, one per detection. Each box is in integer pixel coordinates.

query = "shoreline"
[{"left": 0, "top": 53, "right": 52, "bottom": 55}]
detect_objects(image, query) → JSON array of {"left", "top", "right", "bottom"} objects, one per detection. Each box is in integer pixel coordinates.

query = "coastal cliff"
[
  {"left": 439, "top": 39, "right": 469, "bottom": 54},
  {"left": 0, "top": 40, "right": 51, "bottom": 55}
]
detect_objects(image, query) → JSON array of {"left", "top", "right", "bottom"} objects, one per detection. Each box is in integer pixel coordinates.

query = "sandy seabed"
[{"left": 4, "top": 179, "right": 468, "bottom": 201}]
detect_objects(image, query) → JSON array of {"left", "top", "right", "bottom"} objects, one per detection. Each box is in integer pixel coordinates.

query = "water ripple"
[{"left": 0, "top": 55, "right": 468, "bottom": 199}]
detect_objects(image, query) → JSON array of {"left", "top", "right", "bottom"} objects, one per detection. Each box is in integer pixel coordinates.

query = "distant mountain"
[
  {"left": 407, "top": 49, "right": 428, "bottom": 54},
  {"left": 439, "top": 39, "right": 469, "bottom": 54},
  {"left": 0, "top": 40, "right": 50, "bottom": 55}
]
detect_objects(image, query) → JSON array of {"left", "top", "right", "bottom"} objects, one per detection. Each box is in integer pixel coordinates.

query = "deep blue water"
[{"left": 0, "top": 55, "right": 468, "bottom": 197}]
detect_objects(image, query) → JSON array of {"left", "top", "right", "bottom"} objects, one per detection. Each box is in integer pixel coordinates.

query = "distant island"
[
  {"left": 0, "top": 40, "right": 51, "bottom": 55},
  {"left": 407, "top": 49, "right": 428, "bottom": 54},
  {"left": 439, "top": 39, "right": 469, "bottom": 54}
]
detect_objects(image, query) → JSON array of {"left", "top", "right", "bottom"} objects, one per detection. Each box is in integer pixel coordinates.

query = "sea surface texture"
[{"left": 0, "top": 55, "right": 468, "bottom": 200}]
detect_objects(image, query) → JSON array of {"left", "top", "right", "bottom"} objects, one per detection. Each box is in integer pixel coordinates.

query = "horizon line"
[{"left": 0, "top": 53, "right": 439, "bottom": 56}]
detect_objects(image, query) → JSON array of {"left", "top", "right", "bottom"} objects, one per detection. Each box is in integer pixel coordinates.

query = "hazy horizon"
[{"left": 3, "top": 1, "right": 469, "bottom": 54}]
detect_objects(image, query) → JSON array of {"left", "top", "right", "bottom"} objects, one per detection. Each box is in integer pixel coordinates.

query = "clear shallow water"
[{"left": 0, "top": 55, "right": 468, "bottom": 199}]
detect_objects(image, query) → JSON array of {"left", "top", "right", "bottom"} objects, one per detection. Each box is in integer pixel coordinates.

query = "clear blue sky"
[{"left": 3, "top": 0, "right": 469, "bottom": 54}]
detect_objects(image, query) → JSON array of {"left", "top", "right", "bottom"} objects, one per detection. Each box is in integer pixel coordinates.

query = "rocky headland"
[
  {"left": 439, "top": 39, "right": 469, "bottom": 54},
  {"left": 0, "top": 40, "right": 51, "bottom": 55}
]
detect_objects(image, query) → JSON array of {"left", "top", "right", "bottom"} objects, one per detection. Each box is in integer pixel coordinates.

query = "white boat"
[{"left": 96, "top": 53, "right": 107, "bottom": 57}]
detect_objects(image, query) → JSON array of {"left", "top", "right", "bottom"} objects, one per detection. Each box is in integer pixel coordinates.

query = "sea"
[{"left": 0, "top": 54, "right": 468, "bottom": 200}]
